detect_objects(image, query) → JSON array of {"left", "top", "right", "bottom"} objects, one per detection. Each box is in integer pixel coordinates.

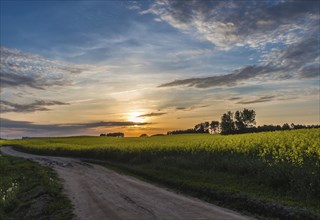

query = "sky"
[{"left": 0, "top": 0, "right": 319, "bottom": 138}]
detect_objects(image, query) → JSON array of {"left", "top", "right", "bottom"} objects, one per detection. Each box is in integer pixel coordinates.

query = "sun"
[{"left": 127, "top": 111, "right": 146, "bottom": 123}]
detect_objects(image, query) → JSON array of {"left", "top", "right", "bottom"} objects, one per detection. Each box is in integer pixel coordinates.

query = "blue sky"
[{"left": 1, "top": 0, "right": 319, "bottom": 138}]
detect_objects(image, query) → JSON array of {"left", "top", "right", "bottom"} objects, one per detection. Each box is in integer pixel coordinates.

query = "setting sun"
[{"left": 127, "top": 111, "right": 146, "bottom": 123}]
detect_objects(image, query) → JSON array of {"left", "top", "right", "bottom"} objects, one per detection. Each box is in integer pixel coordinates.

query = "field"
[
  {"left": 0, "top": 153, "right": 73, "bottom": 220},
  {"left": 1, "top": 128, "right": 319, "bottom": 219}
]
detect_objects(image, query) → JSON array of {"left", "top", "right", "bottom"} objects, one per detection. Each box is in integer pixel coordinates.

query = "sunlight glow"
[{"left": 127, "top": 111, "right": 146, "bottom": 123}]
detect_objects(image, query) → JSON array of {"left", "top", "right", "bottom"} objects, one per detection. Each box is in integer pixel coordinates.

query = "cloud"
[
  {"left": 0, "top": 100, "right": 68, "bottom": 113},
  {"left": 175, "top": 104, "right": 209, "bottom": 111},
  {"left": 138, "top": 112, "right": 167, "bottom": 117},
  {"left": 228, "top": 97, "right": 242, "bottom": 101},
  {"left": 298, "top": 64, "right": 319, "bottom": 79},
  {"left": 127, "top": 1, "right": 141, "bottom": 11},
  {"left": 0, "top": 118, "right": 150, "bottom": 133},
  {"left": 151, "top": 1, "right": 319, "bottom": 89},
  {"left": 159, "top": 37, "right": 319, "bottom": 88},
  {"left": 170, "top": 49, "right": 212, "bottom": 61},
  {"left": 0, "top": 47, "right": 88, "bottom": 91},
  {"left": 230, "top": 88, "right": 319, "bottom": 105},
  {"left": 159, "top": 65, "right": 275, "bottom": 88},
  {"left": 260, "top": 37, "right": 319, "bottom": 68},
  {"left": 236, "top": 96, "right": 276, "bottom": 104},
  {"left": 73, "top": 121, "right": 151, "bottom": 127},
  {"left": 143, "top": 0, "right": 319, "bottom": 50}
]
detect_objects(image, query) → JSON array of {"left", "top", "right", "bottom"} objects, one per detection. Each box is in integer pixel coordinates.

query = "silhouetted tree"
[
  {"left": 151, "top": 134, "right": 165, "bottom": 136},
  {"left": 220, "top": 111, "right": 235, "bottom": 134},
  {"left": 167, "top": 129, "right": 196, "bottom": 135},
  {"left": 140, "top": 134, "right": 148, "bottom": 137},
  {"left": 210, "top": 121, "right": 220, "bottom": 134},
  {"left": 106, "top": 132, "right": 124, "bottom": 137},
  {"left": 235, "top": 110, "right": 245, "bottom": 131},
  {"left": 282, "top": 123, "right": 290, "bottom": 130},
  {"left": 204, "top": 121, "right": 210, "bottom": 133},
  {"left": 194, "top": 123, "right": 205, "bottom": 133},
  {"left": 194, "top": 122, "right": 210, "bottom": 133},
  {"left": 235, "top": 109, "right": 256, "bottom": 132},
  {"left": 242, "top": 109, "right": 256, "bottom": 128}
]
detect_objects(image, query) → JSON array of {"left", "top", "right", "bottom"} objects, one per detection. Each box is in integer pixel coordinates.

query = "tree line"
[
  {"left": 100, "top": 132, "right": 124, "bottom": 137},
  {"left": 167, "top": 108, "right": 319, "bottom": 135}
]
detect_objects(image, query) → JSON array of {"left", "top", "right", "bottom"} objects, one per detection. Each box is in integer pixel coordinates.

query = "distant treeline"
[
  {"left": 224, "top": 123, "right": 320, "bottom": 135},
  {"left": 167, "top": 108, "right": 320, "bottom": 135},
  {"left": 100, "top": 132, "right": 124, "bottom": 137},
  {"left": 140, "top": 133, "right": 165, "bottom": 137}
]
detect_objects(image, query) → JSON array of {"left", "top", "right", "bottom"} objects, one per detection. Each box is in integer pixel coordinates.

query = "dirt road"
[{"left": 1, "top": 146, "right": 254, "bottom": 220}]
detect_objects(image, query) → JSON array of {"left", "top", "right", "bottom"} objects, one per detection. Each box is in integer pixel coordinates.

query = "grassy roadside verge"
[
  {"left": 0, "top": 152, "right": 73, "bottom": 220},
  {"left": 85, "top": 159, "right": 320, "bottom": 220}
]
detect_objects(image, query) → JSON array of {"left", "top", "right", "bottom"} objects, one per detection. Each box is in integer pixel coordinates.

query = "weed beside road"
[{"left": 0, "top": 152, "right": 73, "bottom": 220}]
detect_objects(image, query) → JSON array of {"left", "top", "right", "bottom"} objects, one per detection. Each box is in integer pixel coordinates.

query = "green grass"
[
  {"left": 0, "top": 152, "right": 73, "bottom": 220},
  {"left": 1, "top": 128, "right": 319, "bottom": 219}
]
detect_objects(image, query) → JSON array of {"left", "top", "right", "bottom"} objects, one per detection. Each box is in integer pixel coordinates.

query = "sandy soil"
[{"left": 1, "top": 146, "right": 254, "bottom": 220}]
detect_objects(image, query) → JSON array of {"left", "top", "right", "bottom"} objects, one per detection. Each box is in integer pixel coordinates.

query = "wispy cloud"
[
  {"left": 229, "top": 88, "right": 319, "bottom": 105},
  {"left": 143, "top": 0, "right": 319, "bottom": 50},
  {"left": 298, "top": 64, "right": 319, "bottom": 79},
  {"left": 0, "top": 100, "right": 68, "bottom": 113},
  {"left": 0, "top": 47, "right": 88, "bottom": 91},
  {"left": 127, "top": 1, "right": 141, "bottom": 11},
  {"left": 175, "top": 105, "right": 209, "bottom": 111},
  {"left": 138, "top": 112, "right": 167, "bottom": 117},
  {"left": 236, "top": 96, "right": 276, "bottom": 105},
  {"left": 228, "top": 97, "right": 242, "bottom": 101}
]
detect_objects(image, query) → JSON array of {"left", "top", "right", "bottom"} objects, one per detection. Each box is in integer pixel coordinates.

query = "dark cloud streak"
[
  {"left": 175, "top": 105, "right": 209, "bottom": 111},
  {"left": 236, "top": 96, "right": 276, "bottom": 104},
  {"left": 0, "top": 100, "right": 68, "bottom": 113},
  {"left": 138, "top": 112, "right": 167, "bottom": 117},
  {"left": 159, "top": 65, "right": 275, "bottom": 88}
]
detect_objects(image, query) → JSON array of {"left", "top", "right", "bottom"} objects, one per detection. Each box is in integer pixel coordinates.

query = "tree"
[
  {"left": 203, "top": 121, "right": 210, "bottom": 133},
  {"left": 106, "top": 132, "right": 124, "bottom": 137},
  {"left": 220, "top": 111, "right": 235, "bottom": 134},
  {"left": 210, "top": 121, "right": 220, "bottom": 134},
  {"left": 167, "top": 129, "right": 196, "bottom": 135},
  {"left": 194, "top": 122, "right": 210, "bottom": 133},
  {"left": 235, "top": 109, "right": 256, "bottom": 132},
  {"left": 235, "top": 110, "right": 245, "bottom": 131},
  {"left": 282, "top": 123, "right": 290, "bottom": 130},
  {"left": 194, "top": 123, "right": 205, "bottom": 133},
  {"left": 140, "top": 134, "right": 148, "bottom": 137},
  {"left": 242, "top": 108, "right": 256, "bottom": 128}
]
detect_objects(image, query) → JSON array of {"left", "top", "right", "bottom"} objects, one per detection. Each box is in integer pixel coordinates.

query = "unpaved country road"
[{"left": 1, "top": 147, "right": 254, "bottom": 220}]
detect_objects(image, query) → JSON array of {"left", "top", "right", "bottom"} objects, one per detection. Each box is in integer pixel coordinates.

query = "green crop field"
[{"left": 1, "top": 128, "right": 320, "bottom": 219}]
